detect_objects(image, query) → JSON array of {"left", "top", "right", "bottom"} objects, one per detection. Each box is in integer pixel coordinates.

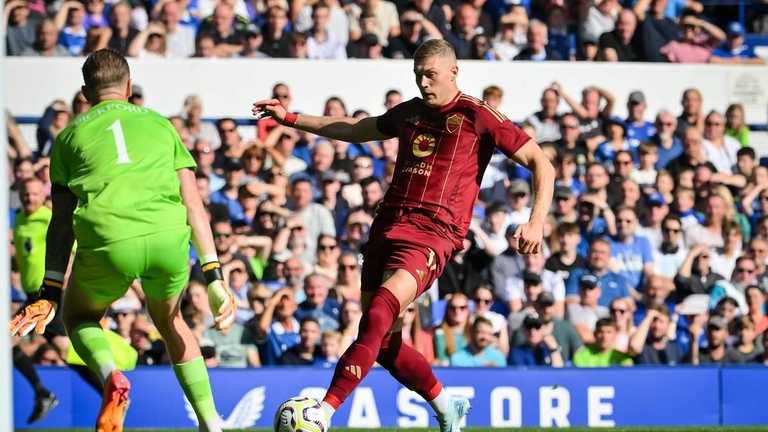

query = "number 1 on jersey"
[{"left": 107, "top": 120, "right": 132, "bottom": 164}]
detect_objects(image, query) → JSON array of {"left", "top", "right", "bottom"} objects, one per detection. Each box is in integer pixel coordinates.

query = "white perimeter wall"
[{"left": 5, "top": 58, "right": 768, "bottom": 141}]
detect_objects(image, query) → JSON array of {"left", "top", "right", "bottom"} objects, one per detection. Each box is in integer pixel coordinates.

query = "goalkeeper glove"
[
  {"left": 201, "top": 260, "right": 236, "bottom": 331},
  {"left": 9, "top": 277, "right": 61, "bottom": 337}
]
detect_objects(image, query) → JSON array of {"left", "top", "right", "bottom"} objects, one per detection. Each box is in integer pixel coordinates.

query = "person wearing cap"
[
  {"left": 508, "top": 315, "right": 564, "bottom": 367},
  {"left": 624, "top": 90, "right": 655, "bottom": 148},
  {"left": 711, "top": 21, "right": 764, "bottom": 65},
  {"left": 449, "top": 317, "right": 506, "bottom": 367},
  {"left": 628, "top": 304, "right": 684, "bottom": 364},
  {"left": 567, "top": 272, "right": 610, "bottom": 344},
  {"left": 507, "top": 271, "right": 546, "bottom": 333},
  {"left": 552, "top": 184, "right": 579, "bottom": 223},
  {"left": 525, "top": 87, "right": 561, "bottom": 143},
  {"left": 509, "top": 253, "right": 566, "bottom": 317},
  {"left": 685, "top": 314, "right": 729, "bottom": 364},
  {"left": 511, "top": 291, "right": 583, "bottom": 362},
  {"left": 597, "top": 8, "right": 640, "bottom": 62},
  {"left": 566, "top": 238, "right": 631, "bottom": 308},
  {"left": 506, "top": 179, "right": 532, "bottom": 226},
  {"left": 659, "top": 13, "right": 725, "bottom": 63},
  {"left": 573, "top": 318, "right": 633, "bottom": 367}
]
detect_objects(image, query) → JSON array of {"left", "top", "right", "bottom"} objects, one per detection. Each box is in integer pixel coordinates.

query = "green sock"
[
  {"left": 70, "top": 323, "right": 116, "bottom": 383},
  {"left": 173, "top": 356, "right": 220, "bottom": 431}
]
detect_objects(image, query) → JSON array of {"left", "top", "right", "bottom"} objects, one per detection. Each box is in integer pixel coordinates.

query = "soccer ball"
[{"left": 273, "top": 397, "right": 327, "bottom": 432}]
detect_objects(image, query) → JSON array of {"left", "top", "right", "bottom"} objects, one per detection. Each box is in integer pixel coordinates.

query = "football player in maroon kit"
[{"left": 253, "top": 39, "right": 555, "bottom": 431}]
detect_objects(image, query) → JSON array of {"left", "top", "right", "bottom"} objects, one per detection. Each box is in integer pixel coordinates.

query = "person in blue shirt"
[
  {"left": 209, "top": 159, "right": 247, "bottom": 225},
  {"left": 611, "top": 207, "right": 654, "bottom": 293},
  {"left": 711, "top": 22, "right": 765, "bottom": 65},
  {"left": 624, "top": 91, "right": 656, "bottom": 148},
  {"left": 509, "top": 315, "right": 564, "bottom": 367},
  {"left": 595, "top": 117, "right": 637, "bottom": 164},
  {"left": 294, "top": 273, "right": 340, "bottom": 332},
  {"left": 449, "top": 317, "right": 506, "bottom": 367},
  {"left": 567, "top": 238, "right": 632, "bottom": 307}
]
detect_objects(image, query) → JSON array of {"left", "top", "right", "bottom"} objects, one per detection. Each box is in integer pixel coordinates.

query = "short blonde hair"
[{"left": 414, "top": 39, "right": 457, "bottom": 64}]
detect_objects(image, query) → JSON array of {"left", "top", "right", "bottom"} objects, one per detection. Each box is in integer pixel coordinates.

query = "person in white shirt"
[
  {"left": 702, "top": 110, "right": 740, "bottom": 173},
  {"left": 306, "top": 3, "right": 346, "bottom": 59},
  {"left": 506, "top": 179, "right": 532, "bottom": 227}
]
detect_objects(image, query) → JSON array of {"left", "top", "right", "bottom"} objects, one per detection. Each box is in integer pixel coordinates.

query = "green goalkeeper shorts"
[{"left": 71, "top": 227, "right": 191, "bottom": 303}]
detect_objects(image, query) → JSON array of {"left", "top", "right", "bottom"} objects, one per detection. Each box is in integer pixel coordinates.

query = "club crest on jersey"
[
  {"left": 412, "top": 133, "right": 436, "bottom": 158},
  {"left": 445, "top": 114, "right": 463, "bottom": 133}
]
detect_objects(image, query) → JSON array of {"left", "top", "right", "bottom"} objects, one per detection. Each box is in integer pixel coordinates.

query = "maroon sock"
[
  {"left": 377, "top": 331, "right": 442, "bottom": 401},
  {"left": 323, "top": 288, "right": 400, "bottom": 409}
]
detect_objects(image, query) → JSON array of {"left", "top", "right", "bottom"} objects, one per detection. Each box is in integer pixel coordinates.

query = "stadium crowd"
[
  {"left": 7, "top": 80, "right": 768, "bottom": 372},
  {"left": 4, "top": 0, "right": 767, "bottom": 62}
]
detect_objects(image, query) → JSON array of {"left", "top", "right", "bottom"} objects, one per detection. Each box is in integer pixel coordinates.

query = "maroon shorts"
[{"left": 361, "top": 211, "right": 456, "bottom": 297}]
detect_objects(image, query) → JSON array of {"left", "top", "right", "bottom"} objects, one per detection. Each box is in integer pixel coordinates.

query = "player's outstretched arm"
[
  {"left": 252, "top": 99, "right": 391, "bottom": 143},
  {"left": 9, "top": 184, "right": 77, "bottom": 336},
  {"left": 178, "top": 168, "right": 236, "bottom": 332},
  {"left": 509, "top": 139, "right": 555, "bottom": 255}
]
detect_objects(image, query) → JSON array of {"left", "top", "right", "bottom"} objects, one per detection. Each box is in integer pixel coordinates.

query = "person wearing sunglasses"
[
  {"left": 653, "top": 215, "right": 688, "bottom": 278},
  {"left": 509, "top": 315, "right": 564, "bottom": 367},
  {"left": 435, "top": 293, "right": 473, "bottom": 365},
  {"left": 609, "top": 298, "right": 635, "bottom": 352},
  {"left": 472, "top": 285, "right": 509, "bottom": 356},
  {"left": 610, "top": 206, "right": 654, "bottom": 298}
]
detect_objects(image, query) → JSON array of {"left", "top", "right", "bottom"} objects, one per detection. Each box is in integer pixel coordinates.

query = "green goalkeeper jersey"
[{"left": 50, "top": 100, "right": 196, "bottom": 248}]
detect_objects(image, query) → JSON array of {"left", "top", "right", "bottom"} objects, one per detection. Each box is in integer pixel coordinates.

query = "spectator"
[
  {"left": 400, "top": 302, "right": 435, "bottom": 364},
  {"left": 546, "top": 222, "right": 586, "bottom": 282},
  {"left": 482, "top": 85, "right": 503, "bottom": 109},
  {"left": 307, "top": 3, "right": 347, "bottom": 59},
  {"left": 725, "top": 103, "right": 750, "bottom": 147},
  {"left": 726, "top": 316, "right": 761, "bottom": 363},
  {"left": 676, "top": 88, "right": 704, "bottom": 136},
  {"left": 506, "top": 179, "right": 531, "bottom": 226},
  {"left": 279, "top": 318, "right": 323, "bottom": 365},
  {"left": 359, "top": 0, "right": 400, "bottom": 49},
  {"left": 597, "top": 8, "right": 640, "bottom": 62},
  {"left": 449, "top": 317, "right": 506, "bottom": 367},
  {"left": 434, "top": 293, "right": 472, "bottom": 365},
  {"left": 632, "top": 144, "right": 659, "bottom": 189},
  {"left": 702, "top": 110, "right": 740, "bottom": 173},
  {"left": 261, "top": 5, "right": 291, "bottom": 57},
  {"left": 633, "top": 0, "right": 679, "bottom": 62},
  {"left": 610, "top": 206, "right": 654, "bottom": 293},
  {"left": 660, "top": 14, "right": 725, "bottom": 63},
  {"left": 508, "top": 315, "right": 564, "bottom": 367},
  {"left": 711, "top": 22, "right": 764, "bottom": 65},
  {"left": 54, "top": 1, "right": 87, "bottom": 55},
  {"left": 447, "top": 3, "right": 483, "bottom": 59},
  {"left": 210, "top": 159, "right": 247, "bottom": 225},
  {"left": 609, "top": 297, "right": 635, "bottom": 351},
  {"left": 409, "top": 0, "right": 450, "bottom": 37},
  {"left": 513, "top": 20, "right": 562, "bottom": 61},
  {"left": 581, "top": 0, "right": 620, "bottom": 45},
  {"left": 686, "top": 314, "right": 729, "bottom": 364},
  {"left": 634, "top": 274, "right": 676, "bottom": 321},
  {"left": 573, "top": 318, "right": 633, "bottom": 366},
  {"left": 651, "top": 110, "right": 683, "bottom": 170},
  {"left": 710, "top": 222, "right": 742, "bottom": 278},
  {"left": 22, "top": 19, "right": 71, "bottom": 56},
  {"left": 756, "top": 330, "right": 768, "bottom": 365},
  {"left": 492, "top": 8, "right": 527, "bottom": 61},
  {"left": 595, "top": 118, "right": 632, "bottom": 164},
  {"left": 623, "top": 91, "right": 655, "bottom": 147},
  {"left": 472, "top": 284, "right": 509, "bottom": 355},
  {"left": 746, "top": 285, "right": 768, "bottom": 334},
  {"left": 546, "top": 6, "right": 574, "bottom": 60},
  {"left": 295, "top": 0, "right": 349, "bottom": 45},
  {"left": 294, "top": 273, "right": 340, "bottom": 332},
  {"left": 105, "top": 2, "right": 138, "bottom": 56},
  {"left": 555, "top": 83, "right": 614, "bottom": 140},
  {"left": 675, "top": 244, "right": 724, "bottom": 300},
  {"left": 510, "top": 254, "right": 566, "bottom": 317},
  {"left": 202, "top": 320, "right": 260, "bottom": 367},
  {"left": 469, "top": 202, "right": 508, "bottom": 257},
  {"left": 438, "top": 236, "right": 486, "bottom": 297},
  {"left": 508, "top": 271, "right": 545, "bottom": 332},
  {"left": 525, "top": 87, "right": 561, "bottom": 142},
  {"left": 386, "top": 10, "right": 439, "bottom": 59},
  {"left": 666, "top": 128, "right": 707, "bottom": 179},
  {"left": 5, "top": 0, "right": 40, "bottom": 56},
  {"left": 338, "top": 300, "right": 362, "bottom": 353},
  {"left": 567, "top": 273, "right": 610, "bottom": 343},
  {"left": 469, "top": 33, "right": 494, "bottom": 60},
  {"left": 654, "top": 215, "right": 688, "bottom": 278},
  {"left": 511, "top": 292, "right": 583, "bottom": 362},
  {"left": 314, "top": 234, "right": 340, "bottom": 282},
  {"left": 193, "top": 32, "right": 216, "bottom": 57},
  {"left": 257, "top": 287, "right": 300, "bottom": 364},
  {"left": 552, "top": 183, "right": 580, "bottom": 223},
  {"left": 567, "top": 238, "right": 632, "bottom": 307},
  {"left": 316, "top": 330, "right": 342, "bottom": 367},
  {"left": 158, "top": 0, "right": 196, "bottom": 58},
  {"left": 555, "top": 114, "right": 590, "bottom": 169},
  {"left": 183, "top": 95, "right": 220, "bottom": 150},
  {"left": 629, "top": 305, "right": 684, "bottom": 364},
  {"left": 289, "top": 177, "right": 336, "bottom": 263}
]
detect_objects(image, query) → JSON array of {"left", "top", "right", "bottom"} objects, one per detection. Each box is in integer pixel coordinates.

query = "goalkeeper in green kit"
[{"left": 9, "top": 49, "right": 235, "bottom": 432}]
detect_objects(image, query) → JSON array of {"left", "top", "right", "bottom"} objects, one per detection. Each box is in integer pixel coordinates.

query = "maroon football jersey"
[{"left": 375, "top": 92, "right": 531, "bottom": 247}]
